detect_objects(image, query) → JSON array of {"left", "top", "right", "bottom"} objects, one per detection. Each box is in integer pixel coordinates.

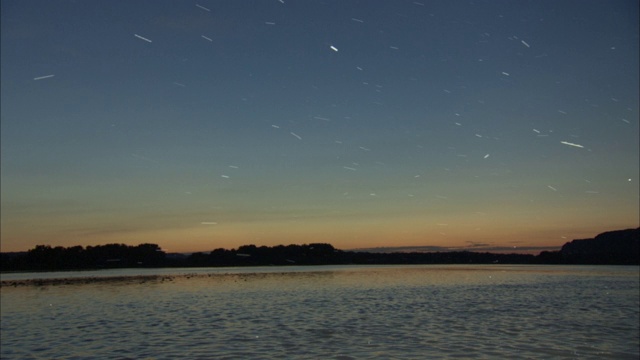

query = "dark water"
[{"left": 1, "top": 265, "right": 638, "bottom": 359}]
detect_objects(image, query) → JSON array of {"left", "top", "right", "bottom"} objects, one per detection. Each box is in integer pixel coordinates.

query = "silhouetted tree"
[{"left": 2, "top": 229, "right": 637, "bottom": 272}]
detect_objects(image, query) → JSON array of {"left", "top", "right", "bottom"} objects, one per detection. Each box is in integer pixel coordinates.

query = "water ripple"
[{"left": 2, "top": 265, "right": 638, "bottom": 359}]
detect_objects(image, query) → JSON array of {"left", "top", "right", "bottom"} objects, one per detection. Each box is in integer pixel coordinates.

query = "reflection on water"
[{"left": 2, "top": 265, "right": 639, "bottom": 359}]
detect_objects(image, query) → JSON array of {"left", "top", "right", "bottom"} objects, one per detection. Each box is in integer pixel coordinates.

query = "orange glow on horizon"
[{"left": 2, "top": 215, "right": 636, "bottom": 255}]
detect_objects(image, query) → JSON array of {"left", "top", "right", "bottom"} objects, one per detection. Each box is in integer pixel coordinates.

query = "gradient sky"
[{"left": 2, "top": 0, "right": 638, "bottom": 254}]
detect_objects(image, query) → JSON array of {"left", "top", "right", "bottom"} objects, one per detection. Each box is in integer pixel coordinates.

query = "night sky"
[{"left": 1, "top": 0, "right": 638, "bottom": 254}]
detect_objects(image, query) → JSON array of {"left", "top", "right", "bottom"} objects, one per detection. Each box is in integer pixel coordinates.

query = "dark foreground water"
[{"left": 1, "top": 265, "right": 638, "bottom": 359}]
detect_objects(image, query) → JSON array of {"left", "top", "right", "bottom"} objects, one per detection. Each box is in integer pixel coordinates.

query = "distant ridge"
[{"left": 558, "top": 228, "right": 639, "bottom": 265}]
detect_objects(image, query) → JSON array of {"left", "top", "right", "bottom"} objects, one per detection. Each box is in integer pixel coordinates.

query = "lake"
[{"left": 1, "top": 265, "right": 638, "bottom": 359}]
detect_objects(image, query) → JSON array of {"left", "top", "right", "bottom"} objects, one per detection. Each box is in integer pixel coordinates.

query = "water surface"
[{"left": 2, "top": 265, "right": 638, "bottom": 359}]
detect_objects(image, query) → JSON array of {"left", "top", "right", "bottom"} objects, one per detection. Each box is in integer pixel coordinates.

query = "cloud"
[{"left": 466, "top": 241, "right": 490, "bottom": 247}]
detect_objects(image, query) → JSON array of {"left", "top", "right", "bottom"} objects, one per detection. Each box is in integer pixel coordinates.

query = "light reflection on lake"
[{"left": 2, "top": 265, "right": 638, "bottom": 359}]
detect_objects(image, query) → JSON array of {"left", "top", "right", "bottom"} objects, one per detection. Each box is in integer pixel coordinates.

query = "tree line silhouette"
[
  {"left": 1, "top": 228, "right": 637, "bottom": 272},
  {"left": 1, "top": 242, "right": 537, "bottom": 271},
  {"left": 1, "top": 243, "right": 166, "bottom": 271}
]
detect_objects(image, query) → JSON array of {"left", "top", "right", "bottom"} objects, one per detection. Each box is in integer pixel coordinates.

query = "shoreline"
[
  {"left": 3, "top": 263, "right": 638, "bottom": 288},
  {"left": 1, "top": 274, "right": 179, "bottom": 287}
]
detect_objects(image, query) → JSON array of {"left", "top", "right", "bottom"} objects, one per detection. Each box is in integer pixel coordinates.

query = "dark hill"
[{"left": 560, "top": 228, "right": 639, "bottom": 265}]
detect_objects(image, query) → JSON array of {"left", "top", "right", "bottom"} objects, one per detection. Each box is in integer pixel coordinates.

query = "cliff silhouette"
[
  {"left": 1, "top": 228, "right": 638, "bottom": 272},
  {"left": 557, "top": 228, "right": 639, "bottom": 265}
]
